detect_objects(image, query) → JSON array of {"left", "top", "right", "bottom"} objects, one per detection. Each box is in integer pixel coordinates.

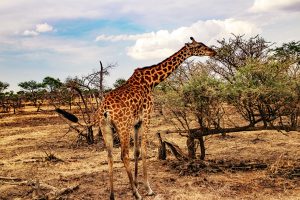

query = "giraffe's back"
[{"left": 97, "top": 82, "right": 151, "bottom": 127}]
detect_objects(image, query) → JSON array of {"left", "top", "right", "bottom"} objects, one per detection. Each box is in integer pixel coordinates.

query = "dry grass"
[{"left": 0, "top": 109, "right": 299, "bottom": 200}]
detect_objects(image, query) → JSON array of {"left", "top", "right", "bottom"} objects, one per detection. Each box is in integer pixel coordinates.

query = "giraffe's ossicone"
[{"left": 97, "top": 37, "right": 216, "bottom": 200}]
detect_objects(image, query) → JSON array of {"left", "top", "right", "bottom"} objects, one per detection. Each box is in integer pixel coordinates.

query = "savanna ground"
[{"left": 0, "top": 107, "right": 300, "bottom": 200}]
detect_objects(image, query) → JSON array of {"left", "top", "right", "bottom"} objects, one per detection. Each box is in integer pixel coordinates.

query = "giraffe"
[{"left": 97, "top": 37, "right": 216, "bottom": 200}]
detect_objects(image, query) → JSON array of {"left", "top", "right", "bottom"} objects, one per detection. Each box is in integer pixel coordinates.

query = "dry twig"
[{"left": 0, "top": 177, "right": 79, "bottom": 199}]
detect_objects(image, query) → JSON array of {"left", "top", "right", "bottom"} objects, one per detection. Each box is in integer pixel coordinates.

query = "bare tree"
[{"left": 56, "top": 61, "right": 116, "bottom": 145}]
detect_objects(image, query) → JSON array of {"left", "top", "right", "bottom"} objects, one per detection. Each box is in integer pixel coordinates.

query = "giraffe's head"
[{"left": 185, "top": 37, "right": 216, "bottom": 57}]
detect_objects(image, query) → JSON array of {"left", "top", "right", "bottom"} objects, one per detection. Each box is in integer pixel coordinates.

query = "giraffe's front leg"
[
  {"left": 141, "top": 136, "right": 154, "bottom": 196},
  {"left": 120, "top": 129, "right": 142, "bottom": 200},
  {"left": 134, "top": 122, "right": 141, "bottom": 188}
]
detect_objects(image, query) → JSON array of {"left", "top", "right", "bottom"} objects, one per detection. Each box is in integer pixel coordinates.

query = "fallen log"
[{"left": 160, "top": 125, "right": 298, "bottom": 139}]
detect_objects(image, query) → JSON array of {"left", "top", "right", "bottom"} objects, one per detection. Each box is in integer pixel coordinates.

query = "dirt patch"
[
  {"left": 0, "top": 114, "right": 63, "bottom": 127},
  {"left": 0, "top": 111, "right": 300, "bottom": 200}
]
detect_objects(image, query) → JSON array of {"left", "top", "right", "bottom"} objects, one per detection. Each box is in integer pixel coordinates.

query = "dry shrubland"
[
  {"left": 1, "top": 35, "right": 299, "bottom": 199},
  {"left": 0, "top": 107, "right": 299, "bottom": 200}
]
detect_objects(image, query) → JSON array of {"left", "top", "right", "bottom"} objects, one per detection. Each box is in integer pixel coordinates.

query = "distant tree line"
[
  {"left": 0, "top": 62, "right": 125, "bottom": 114},
  {"left": 0, "top": 61, "right": 122, "bottom": 144}
]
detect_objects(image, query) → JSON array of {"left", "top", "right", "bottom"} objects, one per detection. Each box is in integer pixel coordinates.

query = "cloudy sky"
[{"left": 0, "top": 0, "right": 300, "bottom": 91}]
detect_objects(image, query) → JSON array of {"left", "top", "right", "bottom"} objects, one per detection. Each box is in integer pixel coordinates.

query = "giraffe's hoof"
[
  {"left": 134, "top": 191, "right": 142, "bottom": 200},
  {"left": 110, "top": 192, "right": 115, "bottom": 200},
  {"left": 135, "top": 194, "right": 143, "bottom": 200},
  {"left": 146, "top": 190, "right": 155, "bottom": 196}
]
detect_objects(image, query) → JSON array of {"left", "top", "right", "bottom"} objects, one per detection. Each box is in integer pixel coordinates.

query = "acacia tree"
[
  {"left": 18, "top": 80, "right": 46, "bottom": 111},
  {"left": 209, "top": 34, "right": 271, "bottom": 82},
  {"left": 6, "top": 91, "right": 23, "bottom": 114},
  {"left": 113, "top": 78, "right": 126, "bottom": 89},
  {"left": 42, "top": 76, "right": 63, "bottom": 107},
  {"left": 156, "top": 35, "right": 300, "bottom": 161},
  {"left": 155, "top": 61, "right": 223, "bottom": 159},
  {"left": 273, "top": 41, "right": 300, "bottom": 65},
  {"left": 43, "top": 77, "right": 63, "bottom": 92},
  {"left": 224, "top": 59, "right": 297, "bottom": 128},
  {"left": 272, "top": 41, "right": 300, "bottom": 128},
  {"left": 0, "top": 81, "right": 10, "bottom": 112},
  {"left": 0, "top": 82, "right": 24, "bottom": 113},
  {"left": 0, "top": 81, "right": 9, "bottom": 93},
  {"left": 208, "top": 35, "right": 273, "bottom": 126}
]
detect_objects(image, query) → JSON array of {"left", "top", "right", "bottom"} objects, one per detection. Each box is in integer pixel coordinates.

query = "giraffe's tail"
[{"left": 55, "top": 108, "right": 79, "bottom": 123}]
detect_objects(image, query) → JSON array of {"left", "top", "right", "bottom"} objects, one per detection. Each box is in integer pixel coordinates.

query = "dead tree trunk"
[
  {"left": 99, "top": 61, "right": 104, "bottom": 99},
  {"left": 198, "top": 136, "right": 205, "bottom": 160},
  {"left": 156, "top": 132, "right": 189, "bottom": 161},
  {"left": 187, "top": 134, "right": 196, "bottom": 159},
  {"left": 157, "top": 132, "right": 166, "bottom": 160},
  {"left": 86, "top": 126, "right": 94, "bottom": 145}
]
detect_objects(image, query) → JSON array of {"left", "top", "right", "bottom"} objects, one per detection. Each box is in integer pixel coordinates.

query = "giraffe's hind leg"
[{"left": 100, "top": 119, "right": 115, "bottom": 200}]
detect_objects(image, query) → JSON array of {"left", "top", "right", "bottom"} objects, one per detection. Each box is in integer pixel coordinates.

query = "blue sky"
[{"left": 0, "top": 0, "right": 299, "bottom": 91}]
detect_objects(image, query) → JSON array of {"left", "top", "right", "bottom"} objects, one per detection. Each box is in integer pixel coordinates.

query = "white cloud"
[
  {"left": 22, "top": 23, "right": 53, "bottom": 37},
  {"left": 36, "top": 23, "right": 53, "bottom": 33},
  {"left": 95, "top": 33, "right": 151, "bottom": 42},
  {"left": 0, "top": 1, "right": 113, "bottom": 36},
  {"left": 23, "top": 30, "right": 39, "bottom": 36},
  {"left": 97, "top": 18, "right": 260, "bottom": 60},
  {"left": 0, "top": 35, "right": 118, "bottom": 91},
  {"left": 0, "top": 0, "right": 251, "bottom": 37},
  {"left": 130, "top": 19, "right": 260, "bottom": 60},
  {"left": 250, "top": 0, "right": 300, "bottom": 12}
]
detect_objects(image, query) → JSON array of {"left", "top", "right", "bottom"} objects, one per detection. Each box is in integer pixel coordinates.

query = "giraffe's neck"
[{"left": 136, "top": 46, "right": 190, "bottom": 88}]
